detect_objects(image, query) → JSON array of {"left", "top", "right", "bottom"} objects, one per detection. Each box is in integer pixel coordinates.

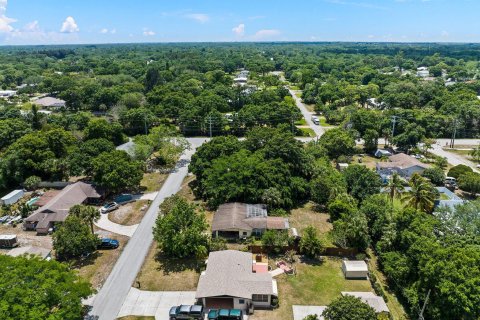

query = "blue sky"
[{"left": 0, "top": 0, "right": 479, "bottom": 45}]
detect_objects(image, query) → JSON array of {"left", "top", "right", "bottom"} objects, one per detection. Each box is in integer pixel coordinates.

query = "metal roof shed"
[
  {"left": 1, "top": 189, "right": 24, "bottom": 205},
  {"left": 342, "top": 260, "right": 368, "bottom": 279}
]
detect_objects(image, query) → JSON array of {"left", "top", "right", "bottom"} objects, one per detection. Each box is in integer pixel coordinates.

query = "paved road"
[
  {"left": 431, "top": 143, "right": 479, "bottom": 173},
  {"left": 89, "top": 138, "right": 207, "bottom": 320},
  {"left": 288, "top": 88, "right": 324, "bottom": 138}
]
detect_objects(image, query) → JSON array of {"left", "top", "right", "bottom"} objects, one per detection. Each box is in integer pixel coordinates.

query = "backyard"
[{"left": 251, "top": 257, "right": 373, "bottom": 320}]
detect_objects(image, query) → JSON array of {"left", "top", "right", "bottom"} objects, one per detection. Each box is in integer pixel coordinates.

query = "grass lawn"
[
  {"left": 74, "top": 233, "right": 129, "bottom": 289},
  {"left": 289, "top": 202, "right": 333, "bottom": 247},
  {"left": 360, "top": 155, "right": 381, "bottom": 170},
  {"left": 297, "top": 127, "right": 316, "bottom": 137},
  {"left": 108, "top": 200, "right": 150, "bottom": 226},
  {"left": 290, "top": 85, "right": 300, "bottom": 90},
  {"left": 319, "top": 116, "right": 333, "bottom": 127},
  {"left": 135, "top": 242, "right": 203, "bottom": 291},
  {"left": 140, "top": 172, "right": 168, "bottom": 193},
  {"left": 251, "top": 258, "right": 373, "bottom": 320},
  {"left": 295, "top": 118, "right": 307, "bottom": 126}
]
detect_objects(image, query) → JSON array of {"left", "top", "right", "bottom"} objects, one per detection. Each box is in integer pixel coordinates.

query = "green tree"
[
  {"left": 448, "top": 164, "right": 473, "bottom": 179},
  {"left": 91, "top": 150, "right": 143, "bottom": 194},
  {"left": 332, "top": 211, "right": 370, "bottom": 251},
  {"left": 422, "top": 166, "right": 446, "bottom": 186},
  {"left": 318, "top": 128, "right": 356, "bottom": 160},
  {"left": 0, "top": 255, "right": 93, "bottom": 320},
  {"left": 402, "top": 173, "right": 437, "bottom": 213},
  {"left": 322, "top": 295, "right": 377, "bottom": 320},
  {"left": 153, "top": 196, "right": 209, "bottom": 258},
  {"left": 327, "top": 193, "right": 358, "bottom": 222},
  {"left": 83, "top": 118, "right": 125, "bottom": 145},
  {"left": 471, "top": 145, "right": 480, "bottom": 162},
  {"left": 458, "top": 172, "right": 480, "bottom": 195},
  {"left": 52, "top": 215, "right": 99, "bottom": 260},
  {"left": 363, "top": 129, "right": 379, "bottom": 154},
  {"left": 387, "top": 172, "right": 405, "bottom": 202},
  {"left": 310, "top": 160, "right": 347, "bottom": 206},
  {"left": 69, "top": 204, "right": 100, "bottom": 234},
  {"left": 343, "top": 165, "right": 382, "bottom": 202},
  {"left": 23, "top": 175, "right": 41, "bottom": 191},
  {"left": 300, "top": 226, "right": 323, "bottom": 258}
]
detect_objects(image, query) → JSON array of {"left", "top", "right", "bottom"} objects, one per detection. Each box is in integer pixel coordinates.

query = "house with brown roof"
[
  {"left": 196, "top": 250, "right": 277, "bottom": 312},
  {"left": 211, "top": 203, "right": 289, "bottom": 239},
  {"left": 32, "top": 96, "right": 66, "bottom": 109},
  {"left": 376, "top": 153, "right": 430, "bottom": 179},
  {"left": 24, "top": 182, "right": 101, "bottom": 234}
]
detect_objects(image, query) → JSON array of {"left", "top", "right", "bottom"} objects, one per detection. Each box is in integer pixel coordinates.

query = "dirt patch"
[
  {"left": 108, "top": 200, "right": 150, "bottom": 226},
  {"left": 289, "top": 203, "right": 333, "bottom": 246},
  {"left": 0, "top": 224, "right": 53, "bottom": 254},
  {"left": 140, "top": 172, "right": 168, "bottom": 193}
]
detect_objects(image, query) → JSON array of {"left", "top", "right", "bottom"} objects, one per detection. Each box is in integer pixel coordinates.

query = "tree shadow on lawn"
[
  {"left": 154, "top": 252, "right": 205, "bottom": 275},
  {"left": 69, "top": 251, "right": 103, "bottom": 269},
  {"left": 298, "top": 255, "right": 326, "bottom": 267}
]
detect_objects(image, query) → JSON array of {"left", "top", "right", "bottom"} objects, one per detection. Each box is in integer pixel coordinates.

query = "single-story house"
[
  {"left": 342, "top": 260, "right": 368, "bottom": 279},
  {"left": 341, "top": 292, "right": 389, "bottom": 314},
  {"left": 417, "top": 67, "right": 429, "bottom": 78},
  {"left": 376, "top": 153, "right": 430, "bottom": 179},
  {"left": 7, "top": 245, "right": 52, "bottom": 260},
  {"left": 336, "top": 163, "right": 349, "bottom": 171},
  {"left": 32, "top": 96, "right": 66, "bottom": 109},
  {"left": 1, "top": 189, "right": 24, "bottom": 205},
  {"left": 0, "top": 90, "right": 17, "bottom": 98},
  {"left": 24, "top": 182, "right": 101, "bottom": 234},
  {"left": 211, "top": 203, "right": 289, "bottom": 239},
  {"left": 374, "top": 149, "right": 392, "bottom": 158},
  {"left": 196, "top": 250, "right": 277, "bottom": 312}
]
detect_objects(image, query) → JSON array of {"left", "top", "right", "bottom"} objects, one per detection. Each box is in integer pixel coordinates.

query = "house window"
[
  {"left": 252, "top": 294, "right": 269, "bottom": 302},
  {"left": 239, "top": 299, "right": 245, "bottom": 304},
  {"left": 242, "top": 232, "right": 248, "bottom": 236}
]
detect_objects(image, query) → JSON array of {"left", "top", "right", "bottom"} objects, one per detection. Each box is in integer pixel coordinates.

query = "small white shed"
[
  {"left": 375, "top": 149, "right": 392, "bottom": 158},
  {"left": 342, "top": 260, "right": 368, "bottom": 279},
  {"left": 1, "top": 189, "right": 24, "bottom": 205}
]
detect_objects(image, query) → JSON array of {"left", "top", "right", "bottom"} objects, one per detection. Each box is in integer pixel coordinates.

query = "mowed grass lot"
[
  {"left": 289, "top": 203, "right": 334, "bottom": 246},
  {"left": 140, "top": 172, "right": 168, "bottom": 193},
  {"left": 251, "top": 258, "right": 372, "bottom": 320},
  {"left": 135, "top": 243, "right": 202, "bottom": 291}
]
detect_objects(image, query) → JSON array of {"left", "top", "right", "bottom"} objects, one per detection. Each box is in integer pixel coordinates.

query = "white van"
[
  {"left": 445, "top": 177, "right": 457, "bottom": 183},
  {"left": 311, "top": 116, "right": 320, "bottom": 125}
]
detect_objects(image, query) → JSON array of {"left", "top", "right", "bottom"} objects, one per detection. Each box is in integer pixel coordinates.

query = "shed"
[
  {"left": 342, "top": 260, "right": 368, "bottom": 279},
  {"left": 0, "top": 235, "right": 18, "bottom": 248},
  {"left": 336, "top": 163, "right": 349, "bottom": 171},
  {"left": 375, "top": 149, "right": 392, "bottom": 158},
  {"left": 1, "top": 189, "right": 24, "bottom": 205}
]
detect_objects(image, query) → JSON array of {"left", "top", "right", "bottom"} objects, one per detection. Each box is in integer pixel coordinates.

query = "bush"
[
  {"left": 23, "top": 175, "right": 41, "bottom": 191},
  {"left": 448, "top": 164, "right": 473, "bottom": 179},
  {"left": 422, "top": 167, "right": 446, "bottom": 186}
]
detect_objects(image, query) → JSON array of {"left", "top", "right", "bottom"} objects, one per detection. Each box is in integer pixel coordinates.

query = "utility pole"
[
  {"left": 144, "top": 112, "right": 148, "bottom": 135},
  {"left": 208, "top": 115, "right": 213, "bottom": 138},
  {"left": 450, "top": 118, "right": 457, "bottom": 148},
  {"left": 418, "top": 289, "right": 431, "bottom": 320}
]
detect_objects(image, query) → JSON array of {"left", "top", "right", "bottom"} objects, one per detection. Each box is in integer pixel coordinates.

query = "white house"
[
  {"left": 342, "top": 260, "right": 369, "bottom": 279},
  {"left": 0, "top": 90, "right": 17, "bottom": 98},
  {"left": 196, "top": 250, "right": 277, "bottom": 312},
  {"left": 416, "top": 67, "right": 430, "bottom": 78}
]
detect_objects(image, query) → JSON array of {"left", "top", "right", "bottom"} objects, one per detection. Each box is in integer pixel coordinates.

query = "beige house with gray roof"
[
  {"left": 211, "top": 203, "right": 289, "bottom": 239},
  {"left": 196, "top": 250, "right": 277, "bottom": 311}
]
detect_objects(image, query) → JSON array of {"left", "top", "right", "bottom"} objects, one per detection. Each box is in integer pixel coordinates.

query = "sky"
[{"left": 0, "top": 0, "right": 479, "bottom": 45}]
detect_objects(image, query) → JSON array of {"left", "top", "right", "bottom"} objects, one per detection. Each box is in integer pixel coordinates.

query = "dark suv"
[{"left": 169, "top": 304, "right": 204, "bottom": 320}]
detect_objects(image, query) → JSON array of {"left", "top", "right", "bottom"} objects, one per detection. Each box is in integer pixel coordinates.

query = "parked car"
[
  {"left": 100, "top": 202, "right": 119, "bottom": 214},
  {"left": 97, "top": 238, "right": 119, "bottom": 249},
  {"left": 311, "top": 116, "right": 320, "bottom": 125},
  {"left": 208, "top": 309, "right": 219, "bottom": 320},
  {"left": 217, "top": 309, "right": 242, "bottom": 320},
  {"left": 169, "top": 305, "right": 203, "bottom": 320}
]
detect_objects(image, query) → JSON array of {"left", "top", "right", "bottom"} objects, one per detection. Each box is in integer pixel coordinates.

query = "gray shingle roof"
[{"left": 196, "top": 250, "right": 274, "bottom": 300}]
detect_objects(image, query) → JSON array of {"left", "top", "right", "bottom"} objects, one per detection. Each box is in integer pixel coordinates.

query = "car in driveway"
[
  {"left": 218, "top": 309, "right": 242, "bottom": 320},
  {"left": 169, "top": 305, "right": 204, "bottom": 320},
  {"left": 97, "top": 238, "right": 119, "bottom": 249},
  {"left": 311, "top": 116, "right": 320, "bottom": 125},
  {"left": 208, "top": 309, "right": 219, "bottom": 320},
  {"left": 100, "top": 202, "right": 119, "bottom": 214}
]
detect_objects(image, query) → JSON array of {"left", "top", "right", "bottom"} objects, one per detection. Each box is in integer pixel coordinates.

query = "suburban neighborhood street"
[
  {"left": 89, "top": 138, "right": 207, "bottom": 320},
  {"left": 288, "top": 88, "right": 325, "bottom": 138}
]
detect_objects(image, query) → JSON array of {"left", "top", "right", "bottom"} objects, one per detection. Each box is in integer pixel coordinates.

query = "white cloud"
[
  {"left": 143, "top": 28, "right": 155, "bottom": 36},
  {"left": 441, "top": 30, "right": 449, "bottom": 37},
  {"left": 23, "top": 20, "right": 40, "bottom": 32},
  {"left": 101, "top": 28, "right": 116, "bottom": 34},
  {"left": 110, "top": 28, "right": 116, "bottom": 34},
  {"left": 232, "top": 24, "right": 245, "bottom": 37},
  {"left": 0, "top": 0, "right": 16, "bottom": 33},
  {"left": 60, "top": 16, "right": 79, "bottom": 33},
  {"left": 252, "top": 29, "right": 281, "bottom": 40},
  {"left": 185, "top": 13, "right": 209, "bottom": 23},
  {"left": 100, "top": 28, "right": 109, "bottom": 34}
]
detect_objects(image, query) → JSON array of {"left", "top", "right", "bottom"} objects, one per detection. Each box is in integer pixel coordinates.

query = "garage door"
[{"left": 205, "top": 297, "right": 234, "bottom": 309}]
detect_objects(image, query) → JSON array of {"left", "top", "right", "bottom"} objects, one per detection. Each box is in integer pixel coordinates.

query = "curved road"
[{"left": 89, "top": 138, "right": 207, "bottom": 320}]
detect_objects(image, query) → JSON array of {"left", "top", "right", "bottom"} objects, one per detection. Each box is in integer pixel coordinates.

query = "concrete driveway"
[
  {"left": 94, "top": 212, "right": 138, "bottom": 237},
  {"left": 117, "top": 288, "right": 196, "bottom": 320}
]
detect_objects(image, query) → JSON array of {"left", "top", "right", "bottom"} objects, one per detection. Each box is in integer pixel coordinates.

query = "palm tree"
[
  {"left": 69, "top": 204, "right": 100, "bottom": 234},
  {"left": 387, "top": 172, "right": 404, "bottom": 203},
  {"left": 402, "top": 173, "right": 437, "bottom": 213}
]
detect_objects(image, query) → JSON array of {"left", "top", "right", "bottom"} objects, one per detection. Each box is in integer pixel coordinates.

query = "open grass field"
[
  {"left": 140, "top": 172, "right": 168, "bottom": 193},
  {"left": 251, "top": 257, "right": 373, "bottom": 320},
  {"left": 289, "top": 202, "right": 334, "bottom": 246},
  {"left": 135, "top": 243, "right": 203, "bottom": 291}
]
